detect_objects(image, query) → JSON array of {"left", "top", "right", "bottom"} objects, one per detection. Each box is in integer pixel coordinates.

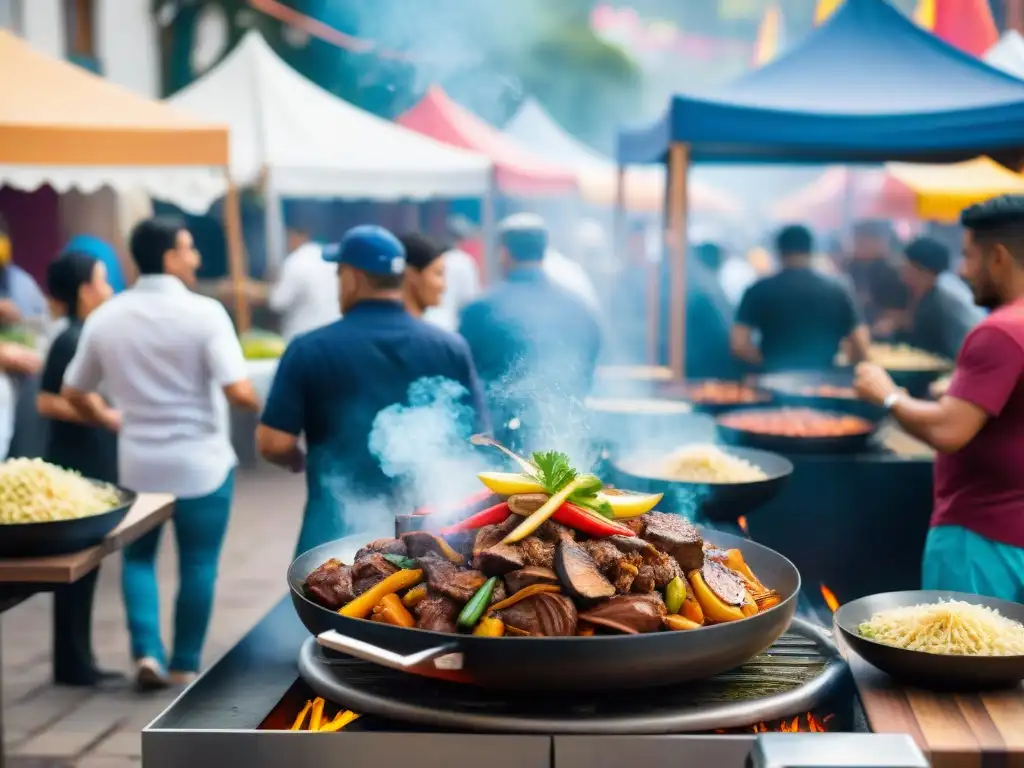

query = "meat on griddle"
[
  {"left": 504, "top": 566, "right": 559, "bottom": 594},
  {"left": 702, "top": 560, "right": 747, "bottom": 606},
  {"left": 350, "top": 553, "right": 398, "bottom": 596},
  {"left": 414, "top": 593, "right": 459, "bottom": 633},
  {"left": 641, "top": 513, "right": 704, "bottom": 570},
  {"left": 303, "top": 558, "right": 355, "bottom": 609},
  {"left": 579, "top": 593, "right": 666, "bottom": 634},
  {"left": 402, "top": 531, "right": 462, "bottom": 563},
  {"left": 643, "top": 548, "right": 682, "bottom": 588},
  {"left": 474, "top": 542, "right": 525, "bottom": 576},
  {"left": 418, "top": 552, "right": 487, "bottom": 603},
  {"left": 354, "top": 538, "right": 408, "bottom": 561},
  {"left": 519, "top": 537, "right": 555, "bottom": 569},
  {"left": 555, "top": 539, "right": 616, "bottom": 602},
  {"left": 580, "top": 540, "right": 643, "bottom": 593},
  {"left": 498, "top": 592, "right": 578, "bottom": 636},
  {"left": 535, "top": 519, "right": 575, "bottom": 543},
  {"left": 472, "top": 517, "right": 519, "bottom": 554}
]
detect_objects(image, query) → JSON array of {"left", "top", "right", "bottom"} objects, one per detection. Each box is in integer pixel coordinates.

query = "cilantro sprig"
[{"left": 531, "top": 451, "right": 614, "bottom": 518}]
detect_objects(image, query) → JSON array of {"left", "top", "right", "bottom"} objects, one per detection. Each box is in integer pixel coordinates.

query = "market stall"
[
  {"left": 985, "top": 29, "right": 1024, "bottom": 77},
  {"left": 503, "top": 99, "right": 738, "bottom": 215},
  {"left": 167, "top": 31, "right": 492, "bottom": 277},
  {"left": 772, "top": 157, "right": 1024, "bottom": 228}
]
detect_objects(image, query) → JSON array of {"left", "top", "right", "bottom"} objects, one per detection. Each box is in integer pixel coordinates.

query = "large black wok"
[
  {"left": 656, "top": 379, "right": 773, "bottom": 416},
  {"left": 288, "top": 528, "right": 800, "bottom": 691},
  {"left": 716, "top": 406, "right": 883, "bottom": 455},
  {"left": 611, "top": 447, "right": 793, "bottom": 523},
  {"left": 835, "top": 591, "right": 1024, "bottom": 690},
  {"left": 753, "top": 371, "right": 886, "bottom": 423},
  {"left": 0, "top": 482, "right": 137, "bottom": 558}
]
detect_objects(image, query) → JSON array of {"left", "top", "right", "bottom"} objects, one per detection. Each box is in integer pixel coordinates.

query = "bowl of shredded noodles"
[
  {"left": 0, "top": 458, "right": 136, "bottom": 558},
  {"left": 612, "top": 445, "right": 792, "bottom": 523},
  {"left": 835, "top": 591, "right": 1024, "bottom": 689}
]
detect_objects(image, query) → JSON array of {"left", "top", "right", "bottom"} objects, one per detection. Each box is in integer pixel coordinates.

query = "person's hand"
[
  {"left": 100, "top": 409, "right": 122, "bottom": 433},
  {"left": 854, "top": 362, "right": 899, "bottom": 406},
  {"left": 0, "top": 343, "right": 40, "bottom": 376},
  {"left": 0, "top": 299, "right": 21, "bottom": 324}
]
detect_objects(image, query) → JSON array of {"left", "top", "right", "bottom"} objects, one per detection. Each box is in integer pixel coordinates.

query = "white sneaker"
[
  {"left": 168, "top": 670, "right": 197, "bottom": 687},
  {"left": 135, "top": 657, "right": 169, "bottom": 692}
]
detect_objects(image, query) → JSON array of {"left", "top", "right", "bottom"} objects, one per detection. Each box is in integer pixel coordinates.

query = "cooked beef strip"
[
  {"left": 535, "top": 520, "right": 575, "bottom": 543},
  {"left": 473, "top": 516, "right": 519, "bottom": 554},
  {"left": 621, "top": 517, "right": 647, "bottom": 536},
  {"left": 703, "top": 560, "right": 747, "bottom": 606},
  {"left": 418, "top": 552, "right": 487, "bottom": 603},
  {"left": 490, "top": 581, "right": 508, "bottom": 605},
  {"left": 579, "top": 593, "right": 666, "bottom": 634},
  {"left": 504, "top": 566, "right": 559, "bottom": 594},
  {"left": 354, "top": 538, "right": 408, "bottom": 561},
  {"left": 414, "top": 594, "right": 458, "bottom": 633},
  {"left": 581, "top": 540, "right": 623, "bottom": 571},
  {"left": 350, "top": 553, "right": 399, "bottom": 595},
  {"left": 641, "top": 513, "right": 703, "bottom": 570},
  {"left": 498, "top": 593, "right": 577, "bottom": 636},
  {"left": 643, "top": 548, "right": 682, "bottom": 588},
  {"left": 474, "top": 543, "right": 525, "bottom": 575},
  {"left": 402, "top": 531, "right": 462, "bottom": 563},
  {"left": 303, "top": 559, "right": 355, "bottom": 609},
  {"left": 555, "top": 539, "right": 616, "bottom": 601},
  {"left": 632, "top": 565, "right": 656, "bottom": 594},
  {"left": 519, "top": 537, "right": 555, "bottom": 569},
  {"left": 580, "top": 540, "right": 642, "bottom": 593},
  {"left": 608, "top": 535, "right": 655, "bottom": 555}
]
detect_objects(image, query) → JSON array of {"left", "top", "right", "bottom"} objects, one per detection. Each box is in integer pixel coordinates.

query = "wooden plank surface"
[
  {"left": 843, "top": 642, "right": 1024, "bottom": 768},
  {"left": 0, "top": 493, "right": 174, "bottom": 584}
]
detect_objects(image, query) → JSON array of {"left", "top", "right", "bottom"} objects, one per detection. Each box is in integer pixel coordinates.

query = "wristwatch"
[{"left": 883, "top": 392, "right": 903, "bottom": 411}]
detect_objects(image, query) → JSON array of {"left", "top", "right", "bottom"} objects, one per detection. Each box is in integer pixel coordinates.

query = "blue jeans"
[
  {"left": 922, "top": 525, "right": 1024, "bottom": 603},
  {"left": 122, "top": 470, "right": 234, "bottom": 672}
]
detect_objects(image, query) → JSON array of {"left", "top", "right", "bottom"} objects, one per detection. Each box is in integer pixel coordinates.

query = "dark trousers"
[{"left": 52, "top": 567, "right": 100, "bottom": 684}]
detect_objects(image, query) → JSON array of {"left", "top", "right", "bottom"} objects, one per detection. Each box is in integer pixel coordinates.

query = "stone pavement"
[{"left": 2, "top": 469, "right": 306, "bottom": 768}]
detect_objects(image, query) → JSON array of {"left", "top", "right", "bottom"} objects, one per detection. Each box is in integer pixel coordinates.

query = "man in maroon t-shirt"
[{"left": 854, "top": 195, "right": 1024, "bottom": 602}]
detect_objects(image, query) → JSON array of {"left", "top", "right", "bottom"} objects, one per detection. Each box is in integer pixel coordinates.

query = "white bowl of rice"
[{"left": 834, "top": 590, "right": 1024, "bottom": 689}]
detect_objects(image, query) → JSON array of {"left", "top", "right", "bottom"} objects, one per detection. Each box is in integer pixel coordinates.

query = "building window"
[
  {"left": 0, "top": 0, "right": 22, "bottom": 34},
  {"left": 65, "top": 0, "right": 95, "bottom": 58}
]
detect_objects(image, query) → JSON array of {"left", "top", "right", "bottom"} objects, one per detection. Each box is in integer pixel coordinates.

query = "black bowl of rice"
[
  {"left": 0, "top": 459, "right": 137, "bottom": 558},
  {"left": 835, "top": 590, "right": 1024, "bottom": 690}
]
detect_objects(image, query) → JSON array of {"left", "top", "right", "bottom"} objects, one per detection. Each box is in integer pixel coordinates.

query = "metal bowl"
[
  {"left": 611, "top": 446, "right": 793, "bottom": 522},
  {"left": 834, "top": 590, "right": 1024, "bottom": 690},
  {"left": 0, "top": 482, "right": 137, "bottom": 558}
]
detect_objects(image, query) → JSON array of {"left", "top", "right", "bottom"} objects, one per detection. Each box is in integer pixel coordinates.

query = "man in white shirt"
[
  {"left": 424, "top": 247, "right": 481, "bottom": 332},
  {"left": 63, "top": 217, "right": 260, "bottom": 691},
  {"left": 268, "top": 227, "right": 340, "bottom": 341}
]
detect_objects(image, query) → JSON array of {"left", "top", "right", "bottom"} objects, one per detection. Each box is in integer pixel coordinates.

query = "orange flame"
[
  {"left": 717, "top": 712, "right": 833, "bottom": 734},
  {"left": 737, "top": 516, "right": 749, "bottom": 534},
  {"left": 820, "top": 584, "right": 839, "bottom": 613}
]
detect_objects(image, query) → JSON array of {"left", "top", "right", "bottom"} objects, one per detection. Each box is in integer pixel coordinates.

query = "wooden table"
[
  {"left": 841, "top": 637, "right": 1024, "bottom": 768},
  {"left": 0, "top": 493, "right": 174, "bottom": 768}
]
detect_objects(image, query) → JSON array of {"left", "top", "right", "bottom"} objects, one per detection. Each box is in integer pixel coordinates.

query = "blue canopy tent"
[{"left": 616, "top": 0, "right": 1024, "bottom": 377}]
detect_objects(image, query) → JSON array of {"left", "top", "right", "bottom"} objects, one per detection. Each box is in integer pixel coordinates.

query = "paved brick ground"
[{"left": 2, "top": 469, "right": 305, "bottom": 767}]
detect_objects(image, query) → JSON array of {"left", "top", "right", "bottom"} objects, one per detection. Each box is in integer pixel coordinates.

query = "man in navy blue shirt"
[
  {"left": 256, "top": 225, "right": 488, "bottom": 556},
  {"left": 459, "top": 214, "right": 601, "bottom": 454}
]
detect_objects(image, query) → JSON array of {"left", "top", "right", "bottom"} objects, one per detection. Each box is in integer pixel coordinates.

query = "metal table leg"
[{"left": 1, "top": 612, "right": 6, "bottom": 768}]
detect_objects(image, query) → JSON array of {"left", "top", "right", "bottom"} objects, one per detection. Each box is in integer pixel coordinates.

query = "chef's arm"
[
  {"left": 889, "top": 395, "right": 988, "bottom": 454},
  {"left": 223, "top": 379, "right": 260, "bottom": 413},
  {"left": 60, "top": 385, "right": 120, "bottom": 431},
  {"left": 730, "top": 324, "right": 762, "bottom": 366},
  {"left": 256, "top": 424, "right": 305, "bottom": 471},
  {"left": 843, "top": 325, "right": 871, "bottom": 364},
  {"left": 37, "top": 391, "right": 108, "bottom": 424}
]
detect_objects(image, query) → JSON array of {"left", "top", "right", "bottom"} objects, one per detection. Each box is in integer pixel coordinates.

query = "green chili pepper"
[
  {"left": 456, "top": 577, "right": 500, "bottom": 631},
  {"left": 665, "top": 575, "right": 686, "bottom": 615},
  {"left": 383, "top": 554, "right": 419, "bottom": 570}
]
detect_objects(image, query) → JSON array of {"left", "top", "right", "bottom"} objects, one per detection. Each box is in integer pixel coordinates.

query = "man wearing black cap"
[
  {"left": 256, "top": 225, "right": 488, "bottom": 556},
  {"left": 458, "top": 214, "right": 601, "bottom": 454},
  {"left": 899, "top": 237, "right": 983, "bottom": 361}
]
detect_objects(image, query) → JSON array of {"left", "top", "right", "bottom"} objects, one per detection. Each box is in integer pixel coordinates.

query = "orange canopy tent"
[
  {"left": 398, "top": 86, "right": 578, "bottom": 197},
  {"left": 0, "top": 31, "right": 251, "bottom": 325}
]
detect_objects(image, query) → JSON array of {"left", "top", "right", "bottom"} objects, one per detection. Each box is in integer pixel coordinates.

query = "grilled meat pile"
[{"left": 303, "top": 511, "right": 761, "bottom": 637}]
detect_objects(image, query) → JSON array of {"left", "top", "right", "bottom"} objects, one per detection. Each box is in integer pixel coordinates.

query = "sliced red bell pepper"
[
  {"left": 553, "top": 503, "right": 636, "bottom": 538},
  {"left": 438, "top": 502, "right": 512, "bottom": 534}
]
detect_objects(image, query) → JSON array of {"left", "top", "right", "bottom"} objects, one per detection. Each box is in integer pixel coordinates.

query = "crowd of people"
[{"left": 3, "top": 192, "right": 1024, "bottom": 698}]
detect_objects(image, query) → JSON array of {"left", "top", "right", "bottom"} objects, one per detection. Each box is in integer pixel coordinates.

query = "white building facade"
[{"left": 0, "top": 0, "right": 160, "bottom": 98}]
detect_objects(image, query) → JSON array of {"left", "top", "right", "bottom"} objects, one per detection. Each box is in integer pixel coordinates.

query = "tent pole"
[
  {"left": 481, "top": 170, "right": 497, "bottom": 286},
  {"left": 224, "top": 179, "right": 252, "bottom": 333},
  {"left": 667, "top": 142, "right": 689, "bottom": 381}
]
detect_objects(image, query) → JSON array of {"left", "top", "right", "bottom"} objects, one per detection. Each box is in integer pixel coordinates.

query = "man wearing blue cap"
[
  {"left": 459, "top": 213, "right": 602, "bottom": 454},
  {"left": 256, "top": 225, "right": 488, "bottom": 555}
]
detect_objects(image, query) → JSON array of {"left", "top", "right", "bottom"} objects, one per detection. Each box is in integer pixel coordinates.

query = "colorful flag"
[
  {"left": 913, "top": 0, "right": 936, "bottom": 29},
  {"left": 752, "top": 3, "right": 784, "bottom": 67},
  {"left": 930, "top": 0, "right": 998, "bottom": 56},
  {"left": 814, "top": 0, "right": 844, "bottom": 26}
]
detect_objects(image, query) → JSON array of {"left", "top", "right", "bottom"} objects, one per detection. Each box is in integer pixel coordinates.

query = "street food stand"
[{"left": 614, "top": 0, "right": 1024, "bottom": 380}]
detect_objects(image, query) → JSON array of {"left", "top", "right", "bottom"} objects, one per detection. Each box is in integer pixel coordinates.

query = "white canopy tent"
[
  {"left": 984, "top": 30, "right": 1024, "bottom": 78},
  {"left": 167, "top": 31, "right": 492, "bottom": 269}
]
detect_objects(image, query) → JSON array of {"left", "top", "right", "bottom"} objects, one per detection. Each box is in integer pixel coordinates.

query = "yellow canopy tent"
[
  {"left": 0, "top": 30, "right": 250, "bottom": 327},
  {"left": 885, "top": 156, "right": 1024, "bottom": 223}
]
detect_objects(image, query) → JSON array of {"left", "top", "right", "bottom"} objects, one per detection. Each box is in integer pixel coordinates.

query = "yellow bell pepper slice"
[
  {"left": 687, "top": 570, "right": 745, "bottom": 623},
  {"left": 308, "top": 697, "right": 325, "bottom": 731},
  {"left": 477, "top": 472, "right": 546, "bottom": 496},
  {"left": 473, "top": 617, "right": 505, "bottom": 636},
  {"left": 597, "top": 489, "right": 663, "bottom": 518},
  {"left": 338, "top": 569, "right": 423, "bottom": 619},
  {"left": 319, "top": 710, "right": 361, "bottom": 732},
  {"left": 663, "top": 614, "right": 702, "bottom": 631},
  {"left": 290, "top": 700, "right": 312, "bottom": 731},
  {"left": 501, "top": 477, "right": 585, "bottom": 544}
]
